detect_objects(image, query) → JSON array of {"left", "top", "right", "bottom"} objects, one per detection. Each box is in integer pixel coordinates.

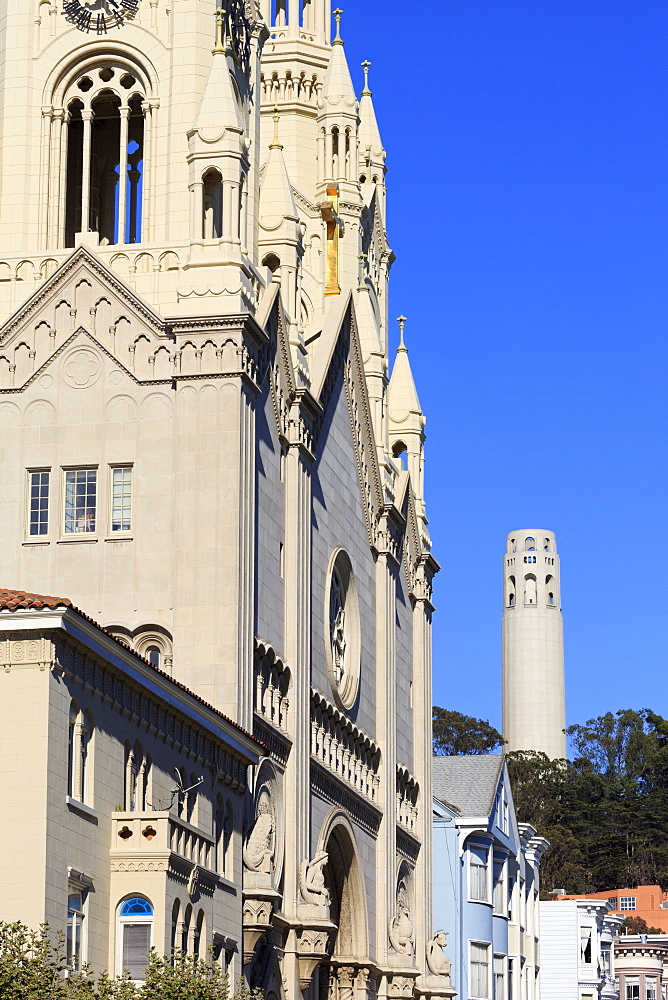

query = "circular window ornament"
[{"left": 325, "top": 549, "right": 360, "bottom": 711}]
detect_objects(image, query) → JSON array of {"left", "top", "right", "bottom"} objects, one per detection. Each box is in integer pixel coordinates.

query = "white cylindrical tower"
[{"left": 502, "top": 529, "right": 566, "bottom": 759}]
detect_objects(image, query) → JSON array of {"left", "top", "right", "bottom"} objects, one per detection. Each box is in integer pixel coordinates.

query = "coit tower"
[{"left": 502, "top": 529, "right": 566, "bottom": 759}]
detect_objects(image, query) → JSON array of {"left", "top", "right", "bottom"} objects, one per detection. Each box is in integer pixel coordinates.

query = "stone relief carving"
[
  {"left": 243, "top": 787, "right": 275, "bottom": 875},
  {"left": 426, "top": 931, "right": 452, "bottom": 981},
  {"left": 389, "top": 869, "right": 414, "bottom": 957},
  {"left": 299, "top": 850, "right": 330, "bottom": 906},
  {"left": 329, "top": 568, "right": 347, "bottom": 688}
]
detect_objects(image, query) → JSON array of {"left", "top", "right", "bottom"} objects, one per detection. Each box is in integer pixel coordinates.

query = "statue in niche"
[
  {"left": 243, "top": 788, "right": 275, "bottom": 874},
  {"left": 299, "top": 851, "right": 330, "bottom": 906},
  {"left": 389, "top": 875, "right": 414, "bottom": 957},
  {"left": 426, "top": 931, "right": 452, "bottom": 981},
  {"left": 329, "top": 569, "right": 347, "bottom": 686}
]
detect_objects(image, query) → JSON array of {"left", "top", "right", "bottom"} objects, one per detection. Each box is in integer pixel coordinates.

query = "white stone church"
[{"left": 0, "top": 2, "right": 447, "bottom": 1000}]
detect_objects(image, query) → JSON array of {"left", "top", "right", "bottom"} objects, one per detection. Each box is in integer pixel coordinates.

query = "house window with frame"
[
  {"left": 494, "top": 955, "right": 505, "bottom": 1000},
  {"left": 493, "top": 859, "right": 507, "bottom": 916},
  {"left": 580, "top": 926, "right": 592, "bottom": 964},
  {"left": 111, "top": 466, "right": 132, "bottom": 532},
  {"left": 28, "top": 470, "right": 50, "bottom": 536},
  {"left": 64, "top": 469, "right": 97, "bottom": 533},
  {"left": 647, "top": 978, "right": 658, "bottom": 1000},
  {"left": 118, "top": 897, "right": 153, "bottom": 981},
  {"left": 67, "top": 889, "right": 86, "bottom": 971},
  {"left": 625, "top": 979, "right": 640, "bottom": 1000},
  {"left": 470, "top": 942, "right": 490, "bottom": 999},
  {"left": 469, "top": 844, "right": 489, "bottom": 903},
  {"left": 620, "top": 896, "right": 636, "bottom": 911}
]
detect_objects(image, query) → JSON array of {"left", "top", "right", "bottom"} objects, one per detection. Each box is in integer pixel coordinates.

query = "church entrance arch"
[{"left": 316, "top": 812, "right": 370, "bottom": 1000}]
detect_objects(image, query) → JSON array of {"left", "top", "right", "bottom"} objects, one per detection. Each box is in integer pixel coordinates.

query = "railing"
[
  {"left": 396, "top": 764, "right": 419, "bottom": 832},
  {"left": 254, "top": 641, "right": 290, "bottom": 732},
  {"left": 310, "top": 689, "right": 381, "bottom": 803},
  {"left": 111, "top": 811, "right": 216, "bottom": 873}
]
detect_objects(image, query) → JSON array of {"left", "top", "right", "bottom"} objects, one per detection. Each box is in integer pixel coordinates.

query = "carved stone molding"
[
  {"left": 310, "top": 760, "right": 382, "bottom": 837},
  {"left": 296, "top": 924, "right": 334, "bottom": 989}
]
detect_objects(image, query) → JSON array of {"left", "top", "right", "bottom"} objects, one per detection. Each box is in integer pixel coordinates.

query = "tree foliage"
[
  {"left": 0, "top": 922, "right": 263, "bottom": 1000},
  {"left": 621, "top": 915, "right": 663, "bottom": 936},
  {"left": 506, "top": 709, "right": 668, "bottom": 897},
  {"left": 432, "top": 707, "right": 506, "bottom": 756}
]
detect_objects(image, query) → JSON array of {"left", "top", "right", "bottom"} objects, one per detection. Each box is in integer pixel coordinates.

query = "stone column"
[{"left": 117, "top": 107, "right": 129, "bottom": 244}]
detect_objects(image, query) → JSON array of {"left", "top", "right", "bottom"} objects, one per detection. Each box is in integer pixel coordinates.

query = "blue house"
[{"left": 432, "top": 755, "right": 549, "bottom": 1000}]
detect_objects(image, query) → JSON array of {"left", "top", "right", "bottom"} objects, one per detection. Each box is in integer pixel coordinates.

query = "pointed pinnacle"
[
  {"left": 270, "top": 105, "right": 283, "bottom": 150},
  {"left": 361, "top": 60, "right": 372, "bottom": 96},
  {"left": 397, "top": 315, "right": 408, "bottom": 349},
  {"left": 212, "top": 7, "right": 226, "bottom": 55},
  {"left": 333, "top": 8, "right": 344, "bottom": 44}
]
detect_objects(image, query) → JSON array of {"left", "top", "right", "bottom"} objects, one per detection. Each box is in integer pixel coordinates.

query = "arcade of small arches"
[{"left": 506, "top": 574, "right": 558, "bottom": 608}]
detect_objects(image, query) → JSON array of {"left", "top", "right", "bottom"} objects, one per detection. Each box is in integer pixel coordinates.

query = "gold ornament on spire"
[
  {"left": 361, "top": 61, "right": 372, "bottom": 96},
  {"left": 333, "top": 8, "right": 344, "bottom": 44}
]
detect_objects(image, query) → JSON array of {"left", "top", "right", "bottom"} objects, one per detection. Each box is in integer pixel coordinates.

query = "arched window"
[
  {"left": 507, "top": 576, "right": 516, "bottom": 608},
  {"left": 546, "top": 576, "right": 556, "bottom": 606},
  {"left": 194, "top": 910, "right": 205, "bottom": 957},
  {"left": 182, "top": 903, "right": 192, "bottom": 954},
  {"left": 524, "top": 575, "right": 537, "bottom": 605},
  {"left": 147, "top": 646, "right": 160, "bottom": 669},
  {"left": 171, "top": 899, "right": 181, "bottom": 959},
  {"left": 525, "top": 536, "right": 535, "bottom": 551},
  {"left": 45, "top": 59, "right": 153, "bottom": 249},
  {"left": 392, "top": 440, "right": 408, "bottom": 472},
  {"left": 117, "top": 896, "right": 153, "bottom": 980},
  {"left": 64, "top": 71, "right": 146, "bottom": 247},
  {"left": 203, "top": 169, "right": 223, "bottom": 239},
  {"left": 68, "top": 702, "right": 92, "bottom": 803},
  {"left": 544, "top": 538, "right": 550, "bottom": 552}
]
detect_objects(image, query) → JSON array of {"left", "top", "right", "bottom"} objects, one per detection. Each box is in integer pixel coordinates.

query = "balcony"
[{"left": 110, "top": 811, "right": 219, "bottom": 890}]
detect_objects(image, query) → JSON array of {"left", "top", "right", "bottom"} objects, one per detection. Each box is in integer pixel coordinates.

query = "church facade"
[{"left": 0, "top": 2, "right": 442, "bottom": 1000}]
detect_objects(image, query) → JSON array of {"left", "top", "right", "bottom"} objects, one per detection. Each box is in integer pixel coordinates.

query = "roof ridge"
[{"left": 0, "top": 587, "right": 265, "bottom": 752}]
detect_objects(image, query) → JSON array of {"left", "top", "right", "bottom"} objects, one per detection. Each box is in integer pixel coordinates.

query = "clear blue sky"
[{"left": 342, "top": 0, "right": 668, "bottom": 737}]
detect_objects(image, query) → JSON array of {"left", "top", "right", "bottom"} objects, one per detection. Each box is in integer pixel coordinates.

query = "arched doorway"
[{"left": 317, "top": 816, "right": 370, "bottom": 1000}]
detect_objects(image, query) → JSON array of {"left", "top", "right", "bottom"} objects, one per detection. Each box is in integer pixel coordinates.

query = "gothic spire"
[
  {"left": 259, "top": 108, "right": 298, "bottom": 229},
  {"left": 388, "top": 316, "right": 423, "bottom": 421},
  {"left": 191, "top": 9, "right": 244, "bottom": 139},
  {"left": 358, "top": 61, "right": 384, "bottom": 160},
  {"left": 321, "top": 9, "right": 358, "bottom": 107}
]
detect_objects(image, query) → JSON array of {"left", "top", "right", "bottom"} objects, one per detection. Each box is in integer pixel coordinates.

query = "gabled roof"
[
  {"left": 0, "top": 588, "right": 264, "bottom": 755},
  {"left": 432, "top": 754, "right": 505, "bottom": 819}
]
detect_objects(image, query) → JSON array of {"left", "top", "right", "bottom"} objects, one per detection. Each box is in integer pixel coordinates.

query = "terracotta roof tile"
[{"left": 0, "top": 587, "right": 265, "bottom": 754}]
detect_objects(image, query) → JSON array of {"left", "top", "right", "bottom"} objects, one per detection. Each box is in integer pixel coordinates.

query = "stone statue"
[
  {"left": 330, "top": 572, "right": 347, "bottom": 685},
  {"left": 427, "top": 931, "right": 452, "bottom": 980},
  {"left": 243, "top": 789, "right": 275, "bottom": 874},
  {"left": 389, "top": 877, "right": 414, "bottom": 956},
  {"left": 299, "top": 850, "right": 330, "bottom": 906}
]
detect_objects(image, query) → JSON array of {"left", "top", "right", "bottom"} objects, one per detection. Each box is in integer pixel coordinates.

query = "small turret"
[
  {"left": 388, "top": 317, "right": 426, "bottom": 510},
  {"left": 358, "top": 61, "right": 386, "bottom": 223},
  {"left": 186, "top": 9, "right": 249, "bottom": 277},
  {"left": 317, "top": 10, "right": 359, "bottom": 192}
]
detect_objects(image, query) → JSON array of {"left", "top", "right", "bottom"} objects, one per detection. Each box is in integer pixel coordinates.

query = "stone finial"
[
  {"left": 397, "top": 315, "right": 408, "bottom": 349},
  {"left": 213, "top": 6, "right": 225, "bottom": 54},
  {"left": 361, "top": 60, "right": 372, "bottom": 96},
  {"left": 271, "top": 105, "right": 283, "bottom": 150},
  {"left": 333, "top": 8, "right": 344, "bottom": 44}
]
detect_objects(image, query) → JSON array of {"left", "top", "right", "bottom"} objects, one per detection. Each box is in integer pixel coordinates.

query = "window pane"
[
  {"left": 111, "top": 466, "right": 132, "bottom": 531},
  {"left": 29, "top": 471, "right": 50, "bottom": 535},
  {"left": 122, "top": 923, "right": 151, "bottom": 980},
  {"left": 65, "top": 469, "right": 96, "bottom": 533},
  {"left": 67, "top": 893, "right": 84, "bottom": 971}
]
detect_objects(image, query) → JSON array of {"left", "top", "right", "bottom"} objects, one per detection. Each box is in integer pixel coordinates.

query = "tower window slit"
[{"left": 203, "top": 169, "right": 223, "bottom": 239}]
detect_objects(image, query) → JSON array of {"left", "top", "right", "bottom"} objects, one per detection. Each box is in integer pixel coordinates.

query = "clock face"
[{"left": 63, "top": 0, "right": 140, "bottom": 33}]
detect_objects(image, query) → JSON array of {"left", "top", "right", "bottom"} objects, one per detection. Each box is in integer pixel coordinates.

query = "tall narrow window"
[
  {"left": 118, "top": 897, "right": 153, "bottom": 980},
  {"left": 67, "top": 889, "right": 86, "bottom": 971},
  {"left": 64, "top": 469, "right": 97, "bottom": 533},
  {"left": 29, "top": 471, "right": 50, "bottom": 536},
  {"left": 625, "top": 980, "right": 640, "bottom": 1000},
  {"left": 203, "top": 169, "right": 223, "bottom": 239},
  {"left": 469, "top": 845, "right": 489, "bottom": 902},
  {"left": 470, "top": 942, "right": 490, "bottom": 998},
  {"left": 493, "top": 860, "right": 506, "bottom": 915},
  {"left": 111, "top": 466, "right": 132, "bottom": 532},
  {"left": 580, "top": 926, "right": 592, "bottom": 964},
  {"left": 494, "top": 956, "right": 505, "bottom": 1000}
]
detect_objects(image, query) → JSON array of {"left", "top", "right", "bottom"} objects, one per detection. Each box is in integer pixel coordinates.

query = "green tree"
[
  {"left": 621, "top": 915, "right": 663, "bottom": 935},
  {"left": 432, "top": 707, "right": 506, "bottom": 756},
  {"left": 0, "top": 922, "right": 263, "bottom": 1000}
]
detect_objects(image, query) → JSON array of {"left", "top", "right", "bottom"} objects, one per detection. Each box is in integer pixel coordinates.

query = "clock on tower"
[{"left": 63, "top": 0, "right": 140, "bottom": 33}]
